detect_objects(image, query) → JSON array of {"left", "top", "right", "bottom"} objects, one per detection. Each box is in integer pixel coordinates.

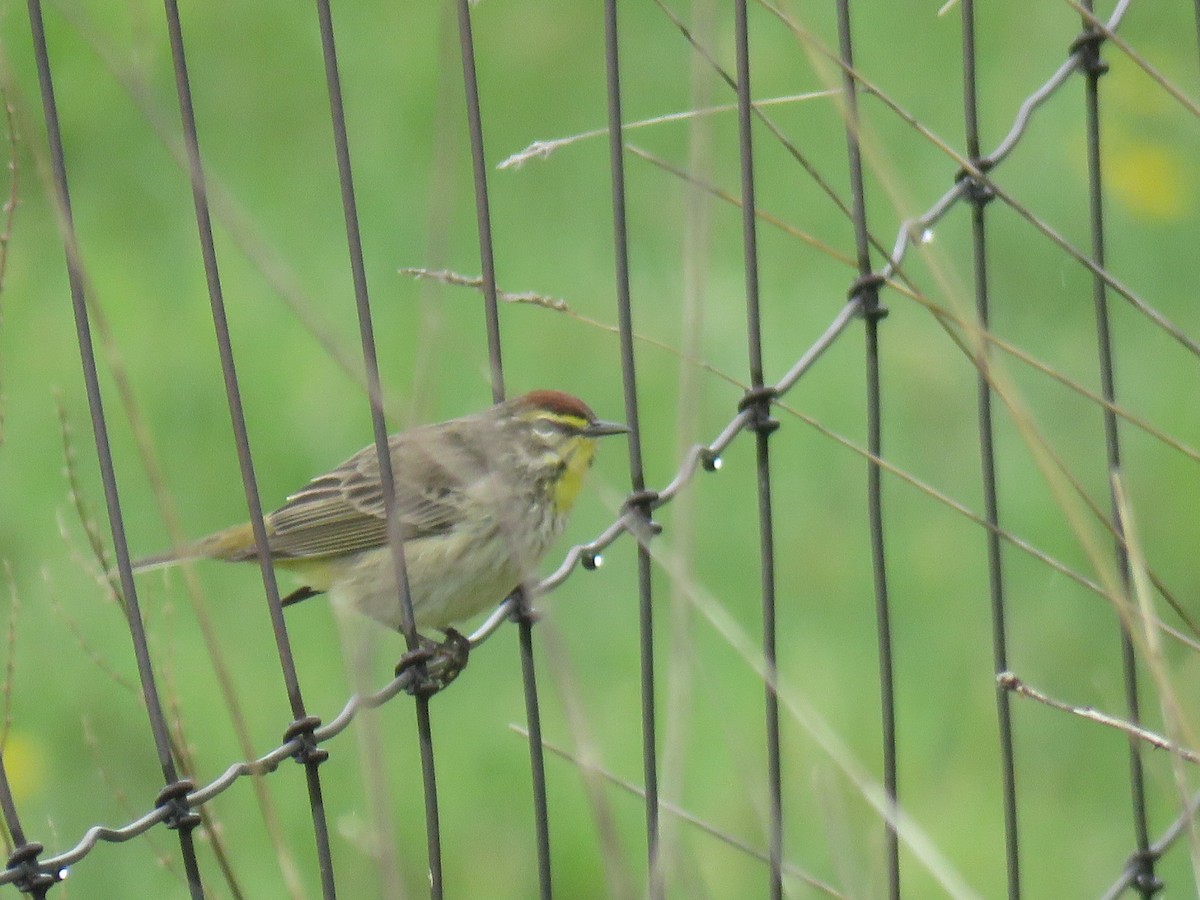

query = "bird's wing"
[{"left": 252, "top": 427, "right": 488, "bottom": 560}]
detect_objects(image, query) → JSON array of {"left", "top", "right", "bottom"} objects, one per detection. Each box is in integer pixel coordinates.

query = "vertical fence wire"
[
  {"left": 960, "top": 3, "right": 1021, "bottom": 897},
  {"left": 453, "top": 1, "right": 554, "bottom": 896},
  {"left": 454, "top": 0, "right": 504, "bottom": 404},
  {"left": 158, "top": 3, "right": 339, "bottom": 895},
  {"left": 514, "top": 619, "right": 553, "bottom": 899},
  {"left": 310, "top": 0, "right": 443, "bottom": 894},
  {"left": 600, "top": 1, "right": 661, "bottom": 894},
  {"left": 731, "top": 3, "right": 783, "bottom": 898},
  {"left": 1075, "top": 6, "right": 1159, "bottom": 896},
  {"left": 832, "top": 2, "right": 899, "bottom": 897},
  {"left": 23, "top": 2, "right": 206, "bottom": 896}
]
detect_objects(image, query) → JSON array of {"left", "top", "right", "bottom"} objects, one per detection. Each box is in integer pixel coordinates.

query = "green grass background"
[{"left": 0, "top": 0, "right": 1198, "bottom": 896}]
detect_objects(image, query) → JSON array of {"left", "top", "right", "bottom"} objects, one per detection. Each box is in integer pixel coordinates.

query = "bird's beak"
[{"left": 585, "top": 419, "right": 630, "bottom": 438}]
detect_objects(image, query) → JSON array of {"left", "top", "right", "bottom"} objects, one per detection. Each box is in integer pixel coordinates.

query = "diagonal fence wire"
[{"left": 3, "top": 0, "right": 1198, "bottom": 895}]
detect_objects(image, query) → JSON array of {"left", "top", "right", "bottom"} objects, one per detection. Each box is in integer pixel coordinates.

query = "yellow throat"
[{"left": 552, "top": 437, "right": 598, "bottom": 514}]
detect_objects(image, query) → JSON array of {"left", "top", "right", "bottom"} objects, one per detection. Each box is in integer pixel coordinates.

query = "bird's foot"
[{"left": 395, "top": 628, "right": 471, "bottom": 697}]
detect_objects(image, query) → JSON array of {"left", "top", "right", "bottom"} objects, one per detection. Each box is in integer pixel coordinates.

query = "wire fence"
[{"left": 1, "top": 0, "right": 1198, "bottom": 897}]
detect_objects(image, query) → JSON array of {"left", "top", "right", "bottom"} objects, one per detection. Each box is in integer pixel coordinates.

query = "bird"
[{"left": 132, "top": 390, "right": 627, "bottom": 635}]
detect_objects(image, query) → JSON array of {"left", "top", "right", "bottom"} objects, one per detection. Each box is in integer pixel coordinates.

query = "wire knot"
[
  {"left": 6, "top": 842, "right": 57, "bottom": 893},
  {"left": 738, "top": 385, "right": 780, "bottom": 436},
  {"left": 621, "top": 489, "right": 662, "bottom": 539},
  {"left": 506, "top": 588, "right": 541, "bottom": 625},
  {"left": 847, "top": 273, "right": 888, "bottom": 321},
  {"left": 955, "top": 160, "right": 995, "bottom": 207},
  {"left": 1129, "top": 847, "right": 1164, "bottom": 896},
  {"left": 154, "top": 779, "right": 201, "bottom": 833},
  {"left": 283, "top": 715, "right": 329, "bottom": 766},
  {"left": 1069, "top": 28, "right": 1109, "bottom": 77}
]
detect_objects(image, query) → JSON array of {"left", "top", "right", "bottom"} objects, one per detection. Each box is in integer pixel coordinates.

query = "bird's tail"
[{"left": 129, "top": 522, "right": 259, "bottom": 573}]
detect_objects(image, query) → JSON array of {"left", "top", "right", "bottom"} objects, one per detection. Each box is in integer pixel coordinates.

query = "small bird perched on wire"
[{"left": 132, "top": 390, "right": 627, "bottom": 637}]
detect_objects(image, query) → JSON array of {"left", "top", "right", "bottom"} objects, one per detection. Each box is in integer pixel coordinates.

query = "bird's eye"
[{"left": 532, "top": 418, "right": 562, "bottom": 439}]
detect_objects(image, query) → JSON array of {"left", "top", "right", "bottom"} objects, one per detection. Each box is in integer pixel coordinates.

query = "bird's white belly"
[{"left": 326, "top": 534, "right": 533, "bottom": 632}]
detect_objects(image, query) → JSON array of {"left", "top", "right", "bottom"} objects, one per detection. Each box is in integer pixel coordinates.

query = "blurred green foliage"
[{"left": 0, "top": 0, "right": 1197, "bottom": 897}]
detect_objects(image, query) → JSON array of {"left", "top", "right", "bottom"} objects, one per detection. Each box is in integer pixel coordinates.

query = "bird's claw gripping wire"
[{"left": 395, "top": 628, "right": 471, "bottom": 698}]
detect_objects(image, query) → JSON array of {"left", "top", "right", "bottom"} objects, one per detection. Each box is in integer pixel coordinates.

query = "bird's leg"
[
  {"left": 280, "top": 585, "right": 321, "bottom": 608},
  {"left": 394, "top": 628, "right": 471, "bottom": 697}
]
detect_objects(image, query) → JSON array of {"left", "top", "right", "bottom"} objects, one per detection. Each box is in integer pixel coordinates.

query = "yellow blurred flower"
[
  {"left": 1, "top": 731, "right": 47, "bottom": 802},
  {"left": 1107, "top": 141, "right": 1194, "bottom": 222}
]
